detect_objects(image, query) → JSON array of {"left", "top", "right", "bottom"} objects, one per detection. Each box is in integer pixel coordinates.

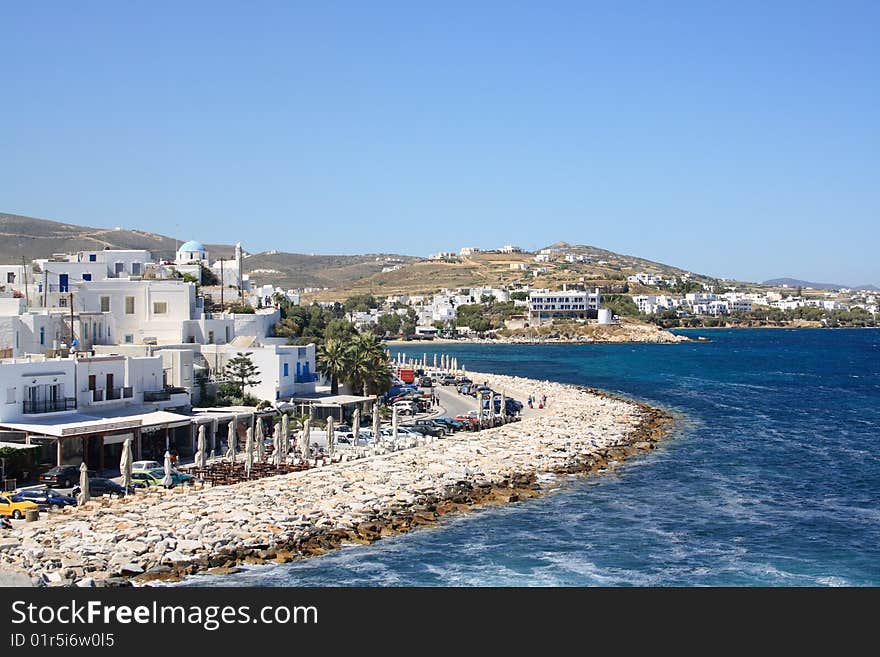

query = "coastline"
[{"left": 0, "top": 372, "right": 673, "bottom": 587}]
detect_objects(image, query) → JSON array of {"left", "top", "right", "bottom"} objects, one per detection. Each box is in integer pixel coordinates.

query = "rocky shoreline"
[{"left": 0, "top": 372, "right": 673, "bottom": 587}]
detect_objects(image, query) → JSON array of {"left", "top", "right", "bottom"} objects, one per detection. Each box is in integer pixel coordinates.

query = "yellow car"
[{"left": 0, "top": 494, "right": 40, "bottom": 520}]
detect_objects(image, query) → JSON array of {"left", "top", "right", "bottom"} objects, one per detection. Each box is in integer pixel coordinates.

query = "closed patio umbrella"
[
  {"left": 119, "top": 437, "right": 133, "bottom": 493},
  {"left": 244, "top": 427, "right": 254, "bottom": 476},
  {"left": 281, "top": 414, "right": 290, "bottom": 460},
  {"left": 372, "top": 403, "right": 380, "bottom": 443},
  {"left": 273, "top": 420, "right": 282, "bottom": 467},
  {"left": 326, "top": 416, "right": 335, "bottom": 457},
  {"left": 76, "top": 462, "right": 90, "bottom": 506},
  {"left": 352, "top": 408, "right": 360, "bottom": 447},
  {"left": 255, "top": 418, "right": 265, "bottom": 462},
  {"left": 195, "top": 425, "right": 207, "bottom": 470},
  {"left": 301, "top": 419, "right": 311, "bottom": 460},
  {"left": 225, "top": 417, "right": 237, "bottom": 462},
  {"left": 392, "top": 406, "right": 399, "bottom": 443},
  {"left": 162, "top": 450, "right": 173, "bottom": 488}
]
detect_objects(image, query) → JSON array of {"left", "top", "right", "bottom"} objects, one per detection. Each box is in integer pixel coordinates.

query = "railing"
[
  {"left": 23, "top": 398, "right": 76, "bottom": 414},
  {"left": 144, "top": 390, "right": 171, "bottom": 402},
  {"left": 293, "top": 373, "right": 319, "bottom": 384}
]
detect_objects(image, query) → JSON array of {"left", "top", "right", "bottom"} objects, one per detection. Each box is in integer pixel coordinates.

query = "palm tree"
[
  {"left": 316, "top": 338, "right": 348, "bottom": 394},
  {"left": 346, "top": 332, "right": 390, "bottom": 396}
]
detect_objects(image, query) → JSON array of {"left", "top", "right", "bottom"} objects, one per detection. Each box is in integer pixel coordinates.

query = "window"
[
  {"left": 131, "top": 262, "right": 141, "bottom": 275},
  {"left": 100, "top": 296, "right": 110, "bottom": 312},
  {"left": 153, "top": 302, "right": 167, "bottom": 315},
  {"left": 6, "top": 272, "right": 14, "bottom": 283},
  {"left": 115, "top": 262, "right": 124, "bottom": 275},
  {"left": 6, "top": 388, "right": 15, "bottom": 404},
  {"left": 82, "top": 273, "right": 92, "bottom": 281},
  {"left": 283, "top": 363, "right": 289, "bottom": 377},
  {"left": 125, "top": 296, "right": 135, "bottom": 314},
  {"left": 208, "top": 330, "right": 214, "bottom": 344},
  {"left": 89, "top": 254, "right": 97, "bottom": 262},
  {"left": 39, "top": 327, "right": 45, "bottom": 346},
  {"left": 124, "top": 334, "right": 134, "bottom": 344}
]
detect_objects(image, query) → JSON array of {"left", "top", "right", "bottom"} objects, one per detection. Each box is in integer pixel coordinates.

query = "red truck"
[{"left": 398, "top": 368, "right": 415, "bottom": 384}]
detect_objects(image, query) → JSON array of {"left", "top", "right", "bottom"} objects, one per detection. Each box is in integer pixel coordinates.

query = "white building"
[
  {"left": 499, "top": 245, "right": 522, "bottom": 253},
  {"left": 528, "top": 288, "right": 601, "bottom": 324},
  {"left": 0, "top": 351, "right": 192, "bottom": 469},
  {"left": 176, "top": 240, "right": 209, "bottom": 265},
  {"left": 534, "top": 254, "right": 551, "bottom": 263},
  {"left": 509, "top": 263, "right": 528, "bottom": 271},
  {"left": 459, "top": 247, "right": 481, "bottom": 256},
  {"left": 428, "top": 252, "right": 457, "bottom": 261}
]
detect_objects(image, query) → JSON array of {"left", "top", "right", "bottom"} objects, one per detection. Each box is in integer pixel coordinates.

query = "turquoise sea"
[{"left": 183, "top": 329, "right": 880, "bottom": 586}]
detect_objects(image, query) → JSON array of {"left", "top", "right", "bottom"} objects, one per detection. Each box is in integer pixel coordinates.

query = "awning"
[{"left": 0, "top": 409, "right": 194, "bottom": 438}]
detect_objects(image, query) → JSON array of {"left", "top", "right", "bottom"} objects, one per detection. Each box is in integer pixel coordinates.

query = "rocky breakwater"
[{"left": 0, "top": 372, "right": 672, "bottom": 587}]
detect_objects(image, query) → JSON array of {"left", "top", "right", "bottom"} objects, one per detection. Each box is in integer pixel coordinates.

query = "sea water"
[{"left": 181, "top": 329, "right": 880, "bottom": 586}]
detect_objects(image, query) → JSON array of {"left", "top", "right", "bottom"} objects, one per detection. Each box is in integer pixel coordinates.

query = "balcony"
[
  {"left": 90, "top": 387, "right": 133, "bottom": 403},
  {"left": 143, "top": 390, "right": 170, "bottom": 402},
  {"left": 23, "top": 398, "right": 77, "bottom": 414},
  {"left": 293, "top": 373, "right": 319, "bottom": 384}
]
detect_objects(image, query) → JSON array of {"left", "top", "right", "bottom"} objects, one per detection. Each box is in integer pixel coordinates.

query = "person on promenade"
[{"left": 0, "top": 517, "right": 12, "bottom": 530}]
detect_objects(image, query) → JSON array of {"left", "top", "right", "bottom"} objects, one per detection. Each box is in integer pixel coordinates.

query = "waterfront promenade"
[{"left": 0, "top": 371, "right": 670, "bottom": 587}]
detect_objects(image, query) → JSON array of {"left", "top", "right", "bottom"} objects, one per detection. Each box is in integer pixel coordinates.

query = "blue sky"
[{"left": 1, "top": 1, "right": 877, "bottom": 285}]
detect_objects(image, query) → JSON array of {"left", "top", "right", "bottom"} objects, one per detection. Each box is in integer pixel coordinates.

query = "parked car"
[
  {"left": 412, "top": 420, "right": 446, "bottom": 438},
  {"left": 453, "top": 414, "right": 480, "bottom": 429},
  {"left": 437, "top": 375, "right": 457, "bottom": 386},
  {"left": 0, "top": 494, "right": 39, "bottom": 519},
  {"left": 72, "top": 478, "right": 128, "bottom": 498},
  {"left": 131, "top": 468, "right": 194, "bottom": 488},
  {"left": 39, "top": 465, "right": 97, "bottom": 488},
  {"left": 13, "top": 488, "right": 77, "bottom": 510},
  {"left": 431, "top": 416, "right": 465, "bottom": 432},
  {"left": 419, "top": 376, "right": 433, "bottom": 387},
  {"left": 131, "top": 460, "right": 162, "bottom": 471},
  {"left": 393, "top": 400, "right": 418, "bottom": 416}
]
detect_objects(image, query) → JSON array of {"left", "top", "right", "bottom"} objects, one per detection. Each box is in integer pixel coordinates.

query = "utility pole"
[
  {"left": 70, "top": 291, "right": 77, "bottom": 409},
  {"left": 21, "top": 257, "right": 29, "bottom": 306},
  {"left": 219, "top": 258, "right": 224, "bottom": 309}
]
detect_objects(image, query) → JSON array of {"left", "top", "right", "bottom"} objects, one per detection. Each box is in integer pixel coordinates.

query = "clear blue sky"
[{"left": 1, "top": 1, "right": 877, "bottom": 285}]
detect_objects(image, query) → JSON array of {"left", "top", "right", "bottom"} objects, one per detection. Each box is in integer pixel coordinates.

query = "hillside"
[
  {"left": 763, "top": 277, "right": 878, "bottom": 292},
  {"left": 0, "top": 212, "right": 418, "bottom": 290},
  {"left": 1, "top": 211, "right": 724, "bottom": 298},
  {"left": 0, "top": 212, "right": 180, "bottom": 262}
]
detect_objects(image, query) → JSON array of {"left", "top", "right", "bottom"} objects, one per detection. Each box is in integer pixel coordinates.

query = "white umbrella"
[
  {"left": 244, "top": 427, "right": 254, "bottom": 476},
  {"left": 327, "top": 416, "right": 335, "bottom": 457},
  {"left": 225, "top": 417, "right": 237, "bottom": 462},
  {"left": 500, "top": 392, "right": 506, "bottom": 421},
  {"left": 372, "top": 403, "right": 380, "bottom": 445},
  {"left": 489, "top": 392, "right": 496, "bottom": 422},
  {"left": 210, "top": 419, "right": 218, "bottom": 457},
  {"left": 392, "top": 406, "right": 399, "bottom": 443},
  {"left": 162, "top": 450, "right": 173, "bottom": 488},
  {"left": 119, "top": 437, "right": 133, "bottom": 492},
  {"left": 433, "top": 354, "right": 438, "bottom": 369},
  {"left": 195, "top": 425, "right": 207, "bottom": 470},
  {"left": 301, "top": 419, "right": 311, "bottom": 461},
  {"left": 76, "top": 462, "right": 90, "bottom": 506},
  {"left": 281, "top": 414, "right": 290, "bottom": 460},
  {"left": 255, "top": 418, "right": 265, "bottom": 462},
  {"left": 352, "top": 408, "right": 361, "bottom": 447},
  {"left": 273, "top": 420, "right": 282, "bottom": 466}
]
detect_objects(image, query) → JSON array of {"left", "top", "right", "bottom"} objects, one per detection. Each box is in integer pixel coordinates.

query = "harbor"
[{"left": 0, "top": 369, "right": 670, "bottom": 587}]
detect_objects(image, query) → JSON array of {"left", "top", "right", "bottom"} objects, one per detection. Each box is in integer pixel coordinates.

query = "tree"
[
  {"left": 317, "top": 338, "right": 348, "bottom": 394},
  {"left": 346, "top": 332, "right": 390, "bottom": 395},
  {"left": 401, "top": 308, "right": 418, "bottom": 337},
  {"left": 224, "top": 352, "right": 261, "bottom": 397},
  {"left": 509, "top": 291, "right": 529, "bottom": 301},
  {"left": 377, "top": 313, "right": 402, "bottom": 336},
  {"left": 325, "top": 318, "right": 358, "bottom": 342}
]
